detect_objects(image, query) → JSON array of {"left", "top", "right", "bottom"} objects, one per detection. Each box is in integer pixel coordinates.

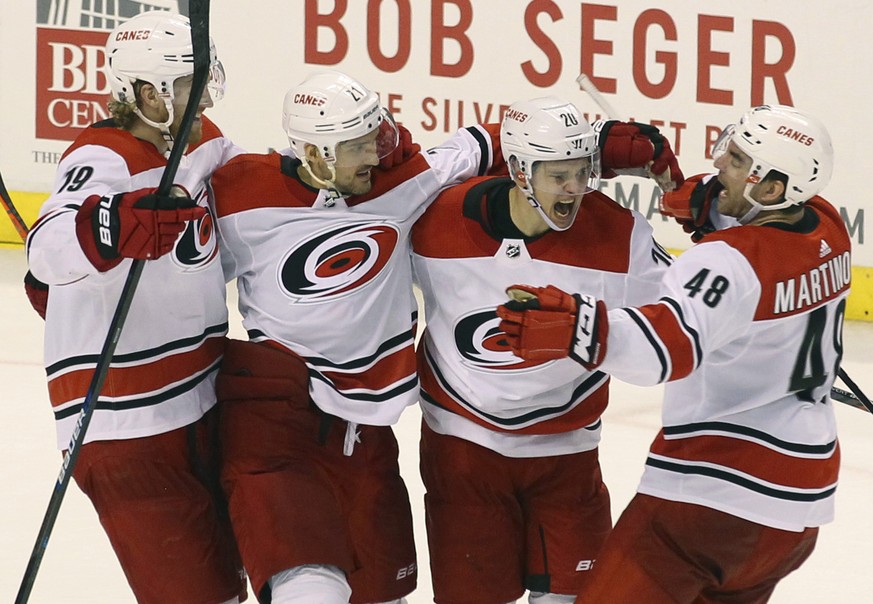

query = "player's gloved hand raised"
[
  {"left": 660, "top": 173, "right": 723, "bottom": 242},
  {"left": 495, "top": 283, "right": 608, "bottom": 368},
  {"left": 76, "top": 186, "right": 205, "bottom": 272},
  {"left": 378, "top": 122, "right": 421, "bottom": 170},
  {"left": 596, "top": 120, "right": 685, "bottom": 192}
]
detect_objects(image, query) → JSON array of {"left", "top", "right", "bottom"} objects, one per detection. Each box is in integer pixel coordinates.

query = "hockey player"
[
  {"left": 210, "top": 69, "right": 492, "bottom": 604},
  {"left": 25, "top": 13, "right": 247, "bottom": 604},
  {"left": 210, "top": 71, "right": 683, "bottom": 604},
  {"left": 410, "top": 97, "right": 677, "bottom": 604},
  {"left": 496, "top": 105, "right": 848, "bottom": 603}
]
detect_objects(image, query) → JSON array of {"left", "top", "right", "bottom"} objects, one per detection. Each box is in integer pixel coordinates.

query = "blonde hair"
[{"left": 107, "top": 81, "right": 146, "bottom": 129}]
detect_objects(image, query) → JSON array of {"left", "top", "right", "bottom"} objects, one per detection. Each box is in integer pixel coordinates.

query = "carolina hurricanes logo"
[
  {"left": 279, "top": 223, "right": 400, "bottom": 301},
  {"left": 454, "top": 309, "right": 547, "bottom": 371},
  {"left": 174, "top": 193, "right": 218, "bottom": 268}
]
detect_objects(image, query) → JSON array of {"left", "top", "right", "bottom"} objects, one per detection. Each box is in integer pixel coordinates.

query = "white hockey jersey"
[
  {"left": 599, "top": 197, "right": 850, "bottom": 531},
  {"left": 26, "top": 116, "right": 244, "bottom": 449},
  {"left": 212, "top": 125, "right": 499, "bottom": 427},
  {"left": 411, "top": 176, "right": 672, "bottom": 457}
]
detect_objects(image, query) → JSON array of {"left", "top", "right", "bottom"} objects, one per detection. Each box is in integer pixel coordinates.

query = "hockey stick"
[
  {"left": 575, "top": 72, "right": 873, "bottom": 416},
  {"left": 15, "top": 2, "right": 212, "bottom": 601},
  {"left": 576, "top": 72, "right": 672, "bottom": 188},
  {"left": 576, "top": 73, "right": 619, "bottom": 120},
  {"left": 836, "top": 367, "right": 873, "bottom": 414},
  {"left": 0, "top": 170, "right": 30, "bottom": 240}
]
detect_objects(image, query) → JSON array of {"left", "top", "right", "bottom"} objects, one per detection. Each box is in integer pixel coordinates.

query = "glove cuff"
[
  {"left": 568, "top": 294, "right": 607, "bottom": 369},
  {"left": 76, "top": 194, "right": 123, "bottom": 272}
]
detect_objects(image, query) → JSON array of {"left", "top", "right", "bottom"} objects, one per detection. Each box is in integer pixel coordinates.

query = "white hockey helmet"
[
  {"left": 106, "top": 12, "right": 225, "bottom": 131},
  {"left": 282, "top": 71, "right": 399, "bottom": 171},
  {"left": 713, "top": 105, "right": 833, "bottom": 222},
  {"left": 500, "top": 97, "right": 601, "bottom": 231}
]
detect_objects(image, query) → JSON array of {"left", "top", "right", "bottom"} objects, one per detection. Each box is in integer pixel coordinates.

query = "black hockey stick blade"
[
  {"left": 15, "top": 2, "right": 212, "bottom": 601},
  {"left": 836, "top": 367, "right": 873, "bottom": 415},
  {"left": 0, "top": 170, "right": 30, "bottom": 240}
]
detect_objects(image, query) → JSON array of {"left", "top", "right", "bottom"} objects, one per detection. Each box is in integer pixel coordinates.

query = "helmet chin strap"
[
  {"left": 301, "top": 160, "right": 345, "bottom": 200},
  {"left": 134, "top": 97, "right": 176, "bottom": 155},
  {"left": 737, "top": 176, "right": 801, "bottom": 225},
  {"left": 524, "top": 190, "right": 580, "bottom": 231}
]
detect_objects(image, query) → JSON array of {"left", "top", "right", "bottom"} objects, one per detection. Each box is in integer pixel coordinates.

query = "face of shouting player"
[
  {"left": 529, "top": 157, "right": 591, "bottom": 230},
  {"left": 712, "top": 140, "right": 757, "bottom": 219}
]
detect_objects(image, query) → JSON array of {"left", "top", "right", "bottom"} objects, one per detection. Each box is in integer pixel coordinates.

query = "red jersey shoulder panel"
[
  {"left": 412, "top": 175, "right": 497, "bottom": 258},
  {"left": 212, "top": 153, "right": 318, "bottom": 217},
  {"left": 60, "top": 122, "right": 166, "bottom": 175},
  {"left": 705, "top": 196, "right": 851, "bottom": 320}
]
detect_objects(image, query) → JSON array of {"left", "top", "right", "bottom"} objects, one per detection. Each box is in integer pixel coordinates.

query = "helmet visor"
[
  {"left": 207, "top": 59, "right": 226, "bottom": 102},
  {"left": 711, "top": 124, "right": 733, "bottom": 161},
  {"left": 333, "top": 108, "right": 399, "bottom": 167},
  {"left": 530, "top": 153, "right": 601, "bottom": 195}
]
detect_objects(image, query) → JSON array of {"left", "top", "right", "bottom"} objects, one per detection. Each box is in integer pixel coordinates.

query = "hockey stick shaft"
[
  {"left": 576, "top": 73, "right": 620, "bottom": 121},
  {"left": 837, "top": 367, "right": 873, "bottom": 414},
  {"left": 0, "top": 171, "right": 30, "bottom": 240},
  {"left": 575, "top": 71, "right": 872, "bottom": 416},
  {"left": 15, "top": 2, "right": 212, "bottom": 601}
]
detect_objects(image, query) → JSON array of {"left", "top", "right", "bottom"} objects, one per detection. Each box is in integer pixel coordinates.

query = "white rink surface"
[{"left": 2, "top": 246, "right": 871, "bottom": 604}]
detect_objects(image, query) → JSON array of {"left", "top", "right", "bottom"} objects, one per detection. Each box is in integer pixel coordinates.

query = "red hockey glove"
[
  {"left": 597, "top": 120, "right": 685, "bottom": 191},
  {"left": 378, "top": 122, "right": 421, "bottom": 170},
  {"left": 660, "top": 173, "right": 723, "bottom": 242},
  {"left": 24, "top": 270, "right": 49, "bottom": 320},
  {"left": 496, "top": 284, "right": 608, "bottom": 368},
  {"left": 75, "top": 186, "right": 205, "bottom": 272}
]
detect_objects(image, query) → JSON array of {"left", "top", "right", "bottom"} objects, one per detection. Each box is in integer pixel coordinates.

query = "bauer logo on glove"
[{"left": 75, "top": 185, "right": 206, "bottom": 272}]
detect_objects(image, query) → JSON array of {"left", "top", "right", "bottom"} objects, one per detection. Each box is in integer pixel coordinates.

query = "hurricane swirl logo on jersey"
[
  {"left": 454, "top": 309, "right": 548, "bottom": 371},
  {"left": 173, "top": 188, "right": 218, "bottom": 269},
  {"left": 279, "top": 223, "right": 400, "bottom": 301}
]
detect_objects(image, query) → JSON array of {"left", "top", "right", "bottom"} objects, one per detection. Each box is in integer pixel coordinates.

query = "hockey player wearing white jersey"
[
  {"left": 211, "top": 70, "right": 483, "bottom": 604},
  {"left": 411, "top": 97, "right": 681, "bottom": 604},
  {"left": 497, "top": 105, "right": 849, "bottom": 604},
  {"left": 25, "top": 13, "right": 247, "bottom": 604}
]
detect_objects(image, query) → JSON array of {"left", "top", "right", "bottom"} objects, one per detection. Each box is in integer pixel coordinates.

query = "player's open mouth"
[{"left": 554, "top": 201, "right": 575, "bottom": 217}]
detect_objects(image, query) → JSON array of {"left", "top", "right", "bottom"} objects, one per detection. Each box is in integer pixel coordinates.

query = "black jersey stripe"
[
  {"left": 659, "top": 296, "right": 703, "bottom": 369},
  {"left": 624, "top": 307, "right": 670, "bottom": 382},
  {"left": 47, "top": 323, "right": 228, "bottom": 376},
  {"left": 53, "top": 357, "right": 220, "bottom": 420},
  {"left": 423, "top": 344, "right": 608, "bottom": 427},
  {"left": 662, "top": 421, "right": 837, "bottom": 455},
  {"left": 645, "top": 456, "right": 837, "bottom": 502}
]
